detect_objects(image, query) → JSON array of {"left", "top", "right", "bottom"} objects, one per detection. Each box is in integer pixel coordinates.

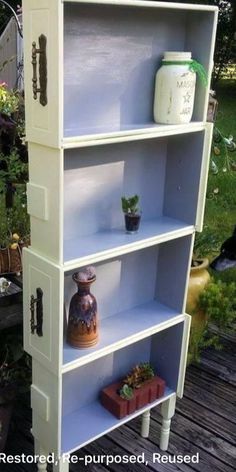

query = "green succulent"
[
  {"left": 121, "top": 195, "right": 140, "bottom": 214},
  {"left": 123, "top": 363, "right": 155, "bottom": 389},
  {"left": 119, "top": 384, "right": 134, "bottom": 400}
]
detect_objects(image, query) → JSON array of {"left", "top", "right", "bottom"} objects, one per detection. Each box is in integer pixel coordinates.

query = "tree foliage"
[
  {"left": 0, "top": 1, "right": 235, "bottom": 85},
  {"left": 213, "top": 1, "right": 236, "bottom": 83},
  {"left": 0, "top": 1, "right": 20, "bottom": 35},
  {"left": 161, "top": 1, "right": 236, "bottom": 85}
]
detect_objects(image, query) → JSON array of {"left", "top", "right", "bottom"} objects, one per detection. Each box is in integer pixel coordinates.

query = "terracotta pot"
[
  {"left": 101, "top": 376, "right": 166, "bottom": 419},
  {"left": 186, "top": 258, "right": 211, "bottom": 330},
  {"left": 67, "top": 273, "right": 98, "bottom": 348},
  {"left": 100, "top": 382, "right": 137, "bottom": 419}
]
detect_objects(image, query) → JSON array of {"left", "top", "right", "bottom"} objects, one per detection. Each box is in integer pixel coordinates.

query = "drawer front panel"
[
  {"left": 23, "top": 0, "right": 63, "bottom": 147},
  {"left": 23, "top": 248, "right": 62, "bottom": 373},
  {"left": 31, "top": 361, "right": 61, "bottom": 454}
]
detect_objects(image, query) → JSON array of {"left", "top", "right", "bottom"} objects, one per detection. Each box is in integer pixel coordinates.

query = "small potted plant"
[
  {"left": 121, "top": 195, "right": 141, "bottom": 234},
  {"left": 101, "top": 362, "right": 166, "bottom": 419}
]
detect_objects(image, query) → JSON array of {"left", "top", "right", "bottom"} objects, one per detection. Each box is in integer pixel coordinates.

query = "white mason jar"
[{"left": 153, "top": 52, "right": 196, "bottom": 124}]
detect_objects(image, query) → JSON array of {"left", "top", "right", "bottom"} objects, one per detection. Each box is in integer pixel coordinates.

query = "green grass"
[
  {"left": 215, "top": 81, "right": 236, "bottom": 135},
  {"left": 194, "top": 80, "right": 236, "bottom": 265}
]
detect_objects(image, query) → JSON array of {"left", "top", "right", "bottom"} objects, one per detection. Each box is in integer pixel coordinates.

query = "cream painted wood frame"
[{"left": 22, "top": 1, "right": 217, "bottom": 469}]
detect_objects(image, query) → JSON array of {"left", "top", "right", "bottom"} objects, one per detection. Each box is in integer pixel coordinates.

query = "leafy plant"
[
  {"left": 210, "top": 126, "right": 236, "bottom": 175},
  {"left": 198, "top": 279, "right": 236, "bottom": 330},
  {"left": 188, "top": 278, "right": 236, "bottom": 364},
  {"left": 119, "top": 384, "right": 134, "bottom": 400},
  {"left": 0, "top": 333, "right": 31, "bottom": 405},
  {"left": 188, "top": 327, "right": 221, "bottom": 365},
  {"left": 121, "top": 195, "right": 140, "bottom": 214},
  {"left": 0, "top": 83, "right": 19, "bottom": 117},
  {"left": 0, "top": 149, "right": 28, "bottom": 191},
  {"left": 0, "top": 189, "right": 30, "bottom": 248},
  {"left": 123, "top": 363, "right": 154, "bottom": 389}
]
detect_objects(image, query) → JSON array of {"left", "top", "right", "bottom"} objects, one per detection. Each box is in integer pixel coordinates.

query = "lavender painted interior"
[
  {"left": 61, "top": 323, "right": 184, "bottom": 452},
  {"left": 63, "top": 339, "right": 151, "bottom": 416},
  {"left": 64, "top": 138, "right": 166, "bottom": 241},
  {"left": 62, "top": 324, "right": 184, "bottom": 410},
  {"left": 64, "top": 246, "right": 160, "bottom": 323},
  {"left": 63, "top": 132, "right": 203, "bottom": 262},
  {"left": 64, "top": 237, "right": 191, "bottom": 323},
  {"left": 64, "top": 3, "right": 214, "bottom": 137},
  {"left": 63, "top": 236, "right": 191, "bottom": 369}
]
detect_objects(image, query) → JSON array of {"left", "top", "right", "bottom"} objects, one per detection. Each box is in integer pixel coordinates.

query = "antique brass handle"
[
  {"left": 31, "top": 35, "right": 47, "bottom": 106},
  {"left": 30, "top": 288, "right": 43, "bottom": 337}
]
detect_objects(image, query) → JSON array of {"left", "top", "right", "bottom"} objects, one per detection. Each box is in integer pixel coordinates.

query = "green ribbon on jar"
[{"left": 162, "top": 59, "right": 208, "bottom": 87}]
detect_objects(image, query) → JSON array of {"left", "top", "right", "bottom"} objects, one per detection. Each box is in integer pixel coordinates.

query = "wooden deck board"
[
  {"left": 108, "top": 425, "right": 195, "bottom": 471},
  {"left": 185, "top": 366, "right": 236, "bottom": 404},
  {"left": 195, "top": 341, "right": 236, "bottom": 387},
  {"left": 129, "top": 415, "right": 235, "bottom": 472},
  {"left": 183, "top": 379, "right": 236, "bottom": 424},
  {"left": 151, "top": 410, "right": 236, "bottom": 468},
  {"left": 175, "top": 396, "right": 236, "bottom": 444},
  {"left": 2, "top": 340, "right": 236, "bottom": 472}
]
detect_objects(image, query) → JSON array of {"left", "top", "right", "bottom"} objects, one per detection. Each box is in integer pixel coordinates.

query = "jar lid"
[{"left": 163, "top": 51, "right": 192, "bottom": 62}]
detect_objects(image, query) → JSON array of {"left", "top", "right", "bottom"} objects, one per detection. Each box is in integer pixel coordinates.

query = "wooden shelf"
[
  {"left": 61, "top": 386, "right": 175, "bottom": 454},
  {"left": 63, "top": 2, "right": 217, "bottom": 141},
  {"left": 62, "top": 122, "right": 205, "bottom": 148},
  {"left": 63, "top": 300, "right": 185, "bottom": 372},
  {"left": 63, "top": 0, "right": 217, "bottom": 13},
  {"left": 63, "top": 217, "right": 194, "bottom": 270}
]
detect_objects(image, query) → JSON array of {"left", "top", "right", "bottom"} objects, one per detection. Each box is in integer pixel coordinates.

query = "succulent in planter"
[
  {"left": 119, "top": 384, "right": 134, "bottom": 400},
  {"left": 121, "top": 194, "right": 141, "bottom": 234},
  {"left": 101, "top": 362, "right": 166, "bottom": 419},
  {"left": 123, "top": 362, "right": 155, "bottom": 389}
]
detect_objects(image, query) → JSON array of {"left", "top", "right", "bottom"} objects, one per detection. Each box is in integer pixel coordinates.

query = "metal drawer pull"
[
  {"left": 32, "top": 34, "right": 47, "bottom": 106},
  {"left": 30, "top": 288, "right": 43, "bottom": 336}
]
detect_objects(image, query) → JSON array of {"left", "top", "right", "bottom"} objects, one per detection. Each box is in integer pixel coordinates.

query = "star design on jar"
[{"left": 183, "top": 91, "right": 192, "bottom": 104}]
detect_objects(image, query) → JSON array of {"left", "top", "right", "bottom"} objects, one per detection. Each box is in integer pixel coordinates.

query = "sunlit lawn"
[{"left": 194, "top": 80, "right": 236, "bottom": 269}]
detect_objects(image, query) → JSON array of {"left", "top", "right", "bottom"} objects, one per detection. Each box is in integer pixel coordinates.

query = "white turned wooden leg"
[
  {"left": 53, "top": 457, "right": 69, "bottom": 472},
  {"left": 35, "top": 439, "right": 48, "bottom": 472},
  {"left": 141, "top": 409, "right": 151, "bottom": 438},
  {"left": 160, "top": 395, "right": 176, "bottom": 451}
]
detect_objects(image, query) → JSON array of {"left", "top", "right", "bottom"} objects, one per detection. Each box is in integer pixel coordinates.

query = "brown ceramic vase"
[{"left": 67, "top": 273, "right": 98, "bottom": 349}]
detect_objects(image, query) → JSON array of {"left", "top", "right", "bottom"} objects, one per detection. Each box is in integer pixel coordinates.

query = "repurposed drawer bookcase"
[{"left": 23, "top": 1, "right": 217, "bottom": 470}]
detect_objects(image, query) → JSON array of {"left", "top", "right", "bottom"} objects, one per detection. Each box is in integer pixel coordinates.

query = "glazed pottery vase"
[
  {"left": 186, "top": 258, "right": 211, "bottom": 331},
  {"left": 124, "top": 214, "right": 141, "bottom": 234},
  {"left": 67, "top": 273, "right": 98, "bottom": 348}
]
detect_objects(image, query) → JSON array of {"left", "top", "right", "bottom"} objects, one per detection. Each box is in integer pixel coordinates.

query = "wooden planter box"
[
  {"left": 0, "top": 242, "right": 28, "bottom": 275},
  {"left": 101, "top": 376, "right": 166, "bottom": 419}
]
